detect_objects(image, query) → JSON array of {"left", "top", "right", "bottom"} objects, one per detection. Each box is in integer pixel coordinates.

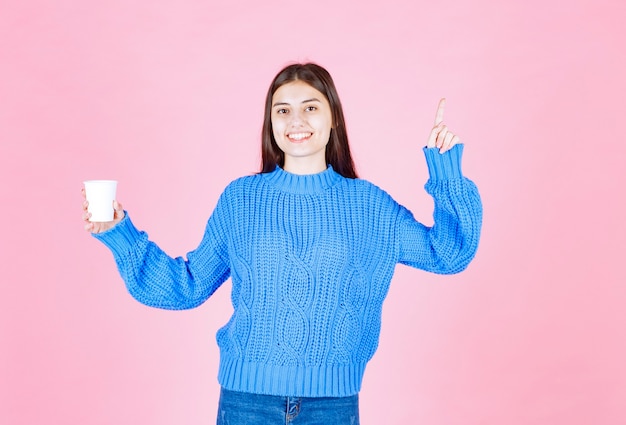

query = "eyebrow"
[{"left": 272, "top": 98, "right": 322, "bottom": 107}]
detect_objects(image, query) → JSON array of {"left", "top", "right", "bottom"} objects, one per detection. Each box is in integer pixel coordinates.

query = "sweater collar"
[{"left": 262, "top": 165, "right": 343, "bottom": 194}]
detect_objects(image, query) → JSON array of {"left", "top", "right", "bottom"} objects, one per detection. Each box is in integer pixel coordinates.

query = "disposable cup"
[{"left": 84, "top": 180, "right": 118, "bottom": 222}]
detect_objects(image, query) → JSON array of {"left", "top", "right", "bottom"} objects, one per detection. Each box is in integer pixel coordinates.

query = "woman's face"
[{"left": 271, "top": 80, "right": 333, "bottom": 174}]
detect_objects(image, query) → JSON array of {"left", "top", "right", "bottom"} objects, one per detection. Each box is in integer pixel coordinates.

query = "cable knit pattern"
[{"left": 93, "top": 143, "right": 482, "bottom": 397}]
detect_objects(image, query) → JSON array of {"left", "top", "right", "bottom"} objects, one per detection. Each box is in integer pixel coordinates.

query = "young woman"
[{"left": 82, "top": 63, "right": 482, "bottom": 424}]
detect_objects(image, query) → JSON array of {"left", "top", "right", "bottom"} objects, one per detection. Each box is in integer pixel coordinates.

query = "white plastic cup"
[{"left": 84, "top": 180, "right": 118, "bottom": 222}]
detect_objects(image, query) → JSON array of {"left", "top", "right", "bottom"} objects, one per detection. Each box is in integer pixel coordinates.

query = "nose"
[{"left": 289, "top": 110, "right": 305, "bottom": 127}]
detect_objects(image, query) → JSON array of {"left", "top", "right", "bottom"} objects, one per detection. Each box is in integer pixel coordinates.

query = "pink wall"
[{"left": 2, "top": 0, "right": 625, "bottom": 423}]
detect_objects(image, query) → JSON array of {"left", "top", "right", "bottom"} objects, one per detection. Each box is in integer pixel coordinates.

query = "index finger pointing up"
[{"left": 434, "top": 98, "right": 446, "bottom": 125}]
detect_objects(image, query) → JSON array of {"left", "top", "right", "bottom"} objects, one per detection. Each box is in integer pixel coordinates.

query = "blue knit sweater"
[{"left": 94, "top": 144, "right": 482, "bottom": 397}]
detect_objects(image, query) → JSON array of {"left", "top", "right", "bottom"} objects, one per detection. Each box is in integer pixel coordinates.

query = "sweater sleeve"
[
  {"left": 92, "top": 190, "right": 232, "bottom": 309},
  {"left": 396, "top": 143, "right": 483, "bottom": 274}
]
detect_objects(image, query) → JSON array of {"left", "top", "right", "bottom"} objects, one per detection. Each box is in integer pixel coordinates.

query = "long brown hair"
[{"left": 261, "top": 63, "right": 358, "bottom": 178}]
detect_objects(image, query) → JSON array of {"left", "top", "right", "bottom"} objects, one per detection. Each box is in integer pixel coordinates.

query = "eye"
[
  {"left": 275, "top": 108, "right": 289, "bottom": 114},
  {"left": 305, "top": 105, "right": 317, "bottom": 112}
]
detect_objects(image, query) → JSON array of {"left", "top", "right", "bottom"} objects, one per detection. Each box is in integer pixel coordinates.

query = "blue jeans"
[{"left": 216, "top": 387, "right": 360, "bottom": 425}]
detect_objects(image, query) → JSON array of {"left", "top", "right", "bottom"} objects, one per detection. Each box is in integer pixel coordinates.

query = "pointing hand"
[{"left": 426, "top": 98, "right": 461, "bottom": 154}]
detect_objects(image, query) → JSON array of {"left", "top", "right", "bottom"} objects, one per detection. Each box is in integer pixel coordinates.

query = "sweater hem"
[{"left": 217, "top": 357, "right": 366, "bottom": 398}]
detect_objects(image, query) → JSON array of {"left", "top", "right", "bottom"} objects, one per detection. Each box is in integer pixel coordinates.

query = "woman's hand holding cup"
[{"left": 82, "top": 181, "right": 125, "bottom": 234}]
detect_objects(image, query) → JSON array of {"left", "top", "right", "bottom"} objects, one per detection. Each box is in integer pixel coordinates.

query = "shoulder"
[
  {"left": 221, "top": 173, "right": 265, "bottom": 194},
  {"left": 208, "top": 174, "right": 266, "bottom": 213},
  {"left": 338, "top": 177, "right": 401, "bottom": 209},
  {"left": 344, "top": 177, "right": 393, "bottom": 197}
]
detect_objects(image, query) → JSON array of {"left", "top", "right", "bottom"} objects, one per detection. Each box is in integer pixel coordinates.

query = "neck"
[
  {"left": 283, "top": 157, "right": 327, "bottom": 175},
  {"left": 264, "top": 164, "right": 340, "bottom": 194}
]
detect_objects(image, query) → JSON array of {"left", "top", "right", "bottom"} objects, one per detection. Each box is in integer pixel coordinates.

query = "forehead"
[{"left": 272, "top": 80, "right": 328, "bottom": 104}]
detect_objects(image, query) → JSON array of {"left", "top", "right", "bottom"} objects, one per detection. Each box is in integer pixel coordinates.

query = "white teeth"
[{"left": 288, "top": 132, "right": 312, "bottom": 140}]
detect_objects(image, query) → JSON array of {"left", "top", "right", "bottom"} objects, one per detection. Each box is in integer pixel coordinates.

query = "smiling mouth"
[{"left": 287, "top": 132, "right": 312, "bottom": 142}]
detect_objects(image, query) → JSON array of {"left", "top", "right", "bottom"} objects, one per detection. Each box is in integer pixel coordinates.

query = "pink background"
[{"left": 1, "top": 0, "right": 625, "bottom": 423}]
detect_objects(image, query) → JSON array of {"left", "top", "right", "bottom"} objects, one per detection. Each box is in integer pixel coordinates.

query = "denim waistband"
[{"left": 216, "top": 387, "right": 360, "bottom": 425}]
